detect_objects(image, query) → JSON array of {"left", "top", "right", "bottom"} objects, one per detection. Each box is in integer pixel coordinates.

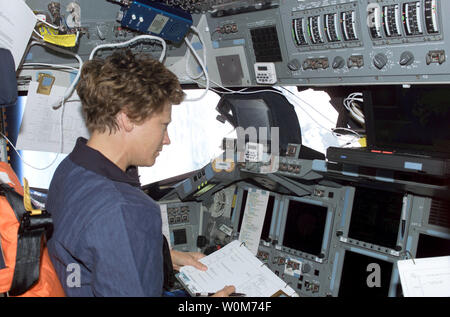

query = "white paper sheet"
[
  {"left": 397, "top": 256, "right": 450, "bottom": 297},
  {"left": 17, "top": 81, "right": 89, "bottom": 154},
  {"left": 0, "top": 0, "right": 36, "bottom": 69},
  {"left": 177, "top": 240, "right": 298, "bottom": 297},
  {"left": 238, "top": 189, "right": 270, "bottom": 255},
  {"left": 159, "top": 204, "right": 171, "bottom": 249}
]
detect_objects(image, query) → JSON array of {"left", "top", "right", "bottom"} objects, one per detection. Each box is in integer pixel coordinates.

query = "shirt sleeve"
[{"left": 81, "top": 203, "right": 164, "bottom": 297}]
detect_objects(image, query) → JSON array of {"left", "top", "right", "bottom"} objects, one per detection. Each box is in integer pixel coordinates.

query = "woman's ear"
[{"left": 116, "top": 111, "right": 134, "bottom": 133}]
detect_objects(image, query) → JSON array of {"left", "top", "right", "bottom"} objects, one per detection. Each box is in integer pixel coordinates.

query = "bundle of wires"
[{"left": 343, "top": 92, "right": 365, "bottom": 125}]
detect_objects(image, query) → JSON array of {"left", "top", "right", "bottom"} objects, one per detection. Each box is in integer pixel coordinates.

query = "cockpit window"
[
  {"left": 16, "top": 87, "right": 347, "bottom": 188},
  {"left": 138, "top": 89, "right": 236, "bottom": 185},
  {"left": 282, "top": 87, "right": 343, "bottom": 154}
]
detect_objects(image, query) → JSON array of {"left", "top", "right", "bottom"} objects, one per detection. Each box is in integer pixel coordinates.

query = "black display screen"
[
  {"left": 237, "top": 190, "right": 249, "bottom": 232},
  {"left": 173, "top": 228, "right": 187, "bottom": 245},
  {"left": 260, "top": 196, "right": 276, "bottom": 242},
  {"left": 282, "top": 200, "right": 328, "bottom": 256},
  {"left": 339, "top": 251, "right": 393, "bottom": 297},
  {"left": 365, "top": 85, "right": 450, "bottom": 155},
  {"left": 232, "top": 98, "right": 272, "bottom": 143},
  {"left": 416, "top": 234, "right": 450, "bottom": 258},
  {"left": 348, "top": 187, "right": 403, "bottom": 249}
]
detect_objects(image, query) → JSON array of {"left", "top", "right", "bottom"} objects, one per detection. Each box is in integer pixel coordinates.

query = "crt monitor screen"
[
  {"left": 173, "top": 228, "right": 187, "bottom": 245},
  {"left": 338, "top": 250, "right": 393, "bottom": 297},
  {"left": 227, "top": 98, "right": 273, "bottom": 144},
  {"left": 348, "top": 186, "right": 403, "bottom": 249},
  {"left": 365, "top": 85, "right": 450, "bottom": 155},
  {"left": 260, "top": 195, "right": 276, "bottom": 242},
  {"left": 231, "top": 99, "right": 271, "bottom": 131},
  {"left": 416, "top": 234, "right": 450, "bottom": 258},
  {"left": 237, "top": 189, "right": 249, "bottom": 232},
  {"left": 282, "top": 199, "right": 328, "bottom": 257}
]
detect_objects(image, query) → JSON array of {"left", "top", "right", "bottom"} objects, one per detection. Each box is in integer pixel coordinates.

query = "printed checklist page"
[
  {"left": 177, "top": 240, "right": 298, "bottom": 297},
  {"left": 238, "top": 189, "right": 270, "bottom": 255},
  {"left": 397, "top": 255, "right": 450, "bottom": 297}
]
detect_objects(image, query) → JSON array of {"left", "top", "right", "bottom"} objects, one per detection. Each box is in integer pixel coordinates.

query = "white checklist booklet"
[
  {"left": 176, "top": 240, "right": 298, "bottom": 297},
  {"left": 397, "top": 256, "right": 450, "bottom": 297}
]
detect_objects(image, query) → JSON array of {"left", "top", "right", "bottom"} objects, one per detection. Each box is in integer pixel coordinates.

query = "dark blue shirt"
[{"left": 47, "top": 138, "right": 164, "bottom": 296}]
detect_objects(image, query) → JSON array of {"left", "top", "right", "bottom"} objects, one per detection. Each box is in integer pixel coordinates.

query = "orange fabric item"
[{"left": 0, "top": 162, "right": 65, "bottom": 297}]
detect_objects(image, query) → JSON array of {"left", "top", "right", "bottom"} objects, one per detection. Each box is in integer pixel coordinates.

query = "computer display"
[
  {"left": 260, "top": 195, "right": 276, "bottom": 242},
  {"left": 416, "top": 233, "right": 450, "bottom": 258},
  {"left": 172, "top": 228, "right": 187, "bottom": 245},
  {"left": 348, "top": 186, "right": 403, "bottom": 249},
  {"left": 338, "top": 250, "right": 393, "bottom": 297},
  {"left": 282, "top": 199, "right": 328, "bottom": 256},
  {"left": 232, "top": 99, "right": 271, "bottom": 133},
  {"left": 364, "top": 85, "right": 450, "bottom": 156},
  {"left": 237, "top": 189, "right": 249, "bottom": 232}
]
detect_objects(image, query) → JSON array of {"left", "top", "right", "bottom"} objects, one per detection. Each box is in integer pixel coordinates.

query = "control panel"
[
  {"left": 251, "top": 184, "right": 353, "bottom": 297},
  {"left": 190, "top": 181, "right": 357, "bottom": 297},
  {"left": 156, "top": 144, "right": 449, "bottom": 297},
  {"left": 278, "top": 0, "right": 449, "bottom": 85},
  {"left": 23, "top": 0, "right": 450, "bottom": 86},
  {"left": 164, "top": 174, "right": 449, "bottom": 297},
  {"left": 160, "top": 201, "right": 204, "bottom": 252},
  {"left": 205, "top": 0, "right": 450, "bottom": 86}
]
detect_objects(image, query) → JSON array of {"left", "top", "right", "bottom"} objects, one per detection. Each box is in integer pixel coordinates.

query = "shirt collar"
[{"left": 69, "top": 137, "right": 141, "bottom": 187}]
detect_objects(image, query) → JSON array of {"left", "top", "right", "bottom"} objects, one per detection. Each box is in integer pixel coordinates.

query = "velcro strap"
[
  {"left": 9, "top": 209, "right": 53, "bottom": 296},
  {"left": 8, "top": 227, "right": 46, "bottom": 296}
]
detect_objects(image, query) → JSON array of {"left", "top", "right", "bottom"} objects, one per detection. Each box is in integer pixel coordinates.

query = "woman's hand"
[
  {"left": 211, "top": 285, "right": 236, "bottom": 297},
  {"left": 170, "top": 249, "right": 207, "bottom": 271},
  {"left": 170, "top": 250, "right": 236, "bottom": 297}
]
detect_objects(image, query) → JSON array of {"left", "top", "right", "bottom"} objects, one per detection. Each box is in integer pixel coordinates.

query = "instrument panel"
[
  {"left": 207, "top": 0, "right": 449, "bottom": 86},
  {"left": 23, "top": 0, "right": 450, "bottom": 87},
  {"left": 161, "top": 176, "right": 450, "bottom": 297},
  {"left": 275, "top": 0, "right": 448, "bottom": 85}
]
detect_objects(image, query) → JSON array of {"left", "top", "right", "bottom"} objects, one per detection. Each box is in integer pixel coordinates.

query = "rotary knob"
[
  {"left": 332, "top": 56, "right": 345, "bottom": 69},
  {"left": 399, "top": 51, "right": 414, "bottom": 66},
  {"left": 287, "top": 59, "right": 301, "bottom": 71},
  {"left": 373, "top": 53, "right": 388, "bottom": 70},
  {"left": 302, "top": 263, "right": 311, "bottom": 274}
]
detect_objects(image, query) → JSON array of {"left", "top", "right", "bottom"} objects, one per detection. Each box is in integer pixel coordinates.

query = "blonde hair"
[{"left": 76, "top": 49, "right": 185, "bottom": 133}]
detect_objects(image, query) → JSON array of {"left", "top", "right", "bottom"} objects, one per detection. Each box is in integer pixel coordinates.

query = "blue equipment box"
[{"left": 120, "top": 0, "right": 193, "bottom": 43}]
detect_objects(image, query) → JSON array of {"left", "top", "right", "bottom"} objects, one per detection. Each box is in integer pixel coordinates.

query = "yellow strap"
[
  {"left": 358, "top": 137, "right": 367, "bottom": 147},
  {"left": 42, "top": 33, "right": 77, "bottom": 47},
  {"left": 38, "top": 26, "right": 77, "bottom": 47},
  {"left": 23, "top": 178, "right": 42, "bottom": 216}
]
